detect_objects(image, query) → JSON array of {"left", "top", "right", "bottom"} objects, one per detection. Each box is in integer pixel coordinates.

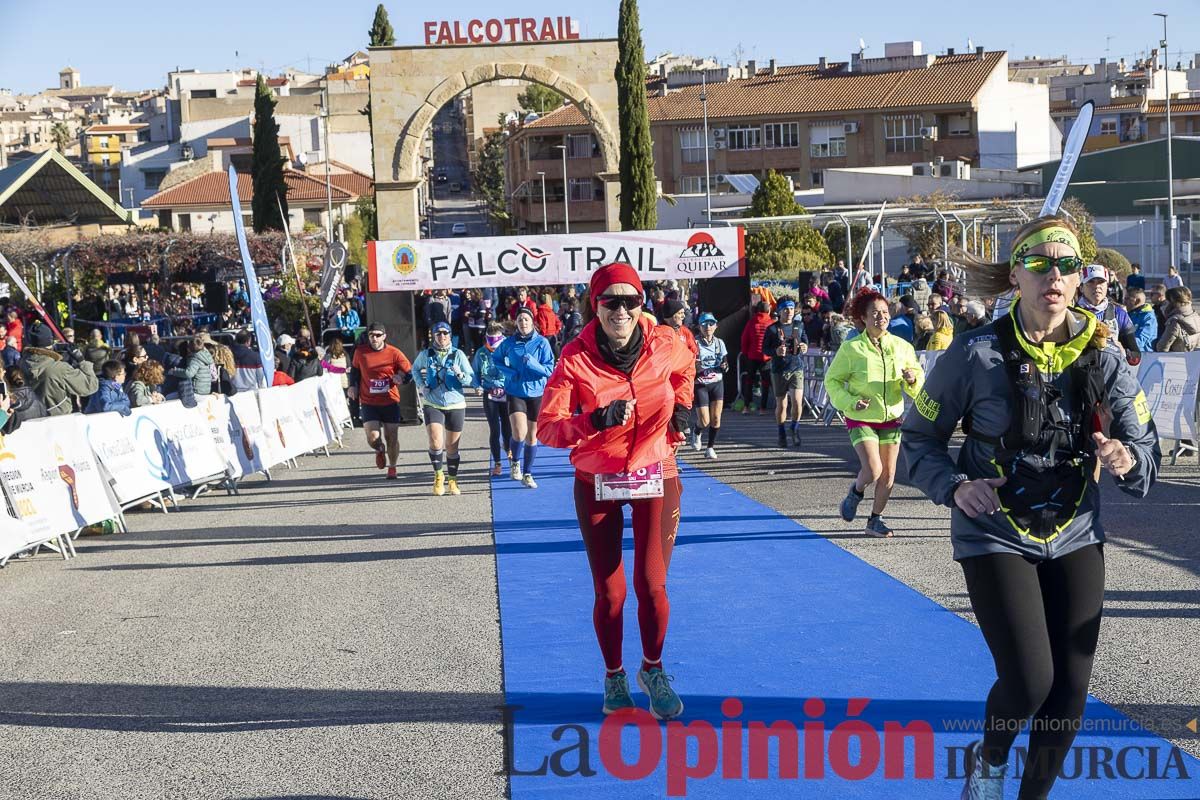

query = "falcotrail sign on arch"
[{"left": 366, "top": 228, "right": 746, "bottom": 291}]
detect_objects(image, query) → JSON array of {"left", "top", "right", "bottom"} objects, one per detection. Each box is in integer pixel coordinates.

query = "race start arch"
[
  {"left": 366, "top": 37, "right": 622, "bottom": 420},
  {"left": 369, "top": 38, "right": 621, "bottom": 239}
]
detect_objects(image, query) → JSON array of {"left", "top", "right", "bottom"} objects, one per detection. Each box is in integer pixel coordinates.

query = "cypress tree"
[
  {"left": 251, "top": 74, "right": 288, "bottom": 233},
  {"left": 614, "top": 0, "right": 657, "bottom": 231},
  {"left": 368, "top": 4, "right": 394, "bottom": 47}
]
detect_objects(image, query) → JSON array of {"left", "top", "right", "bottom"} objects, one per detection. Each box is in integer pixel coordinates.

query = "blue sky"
[{"left": 1, "top": 0, "right": 1197, "bottom": 95}]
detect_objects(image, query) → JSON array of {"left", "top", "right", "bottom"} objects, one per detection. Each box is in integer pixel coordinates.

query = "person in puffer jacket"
[
  {"left": 410, "top": 321, "right": 475, "bottom": 497},
  {"left": 471, "top": 321, "right": 513, "bottom": 476},
  {"left": 1124, "top": 288, "right": 1159, "bottom": 352},
  {"left": 1156, "top": 286, "right": 1200, "bottom": 352},
  {"left": 537, "top": 262, "right": 694, "bottom": 720},
  {"left": 85, "top": 360, "right": 132, "bottom": 415},
  {"left": 493, "top": 306, "right": 555, "bottom": 487}
]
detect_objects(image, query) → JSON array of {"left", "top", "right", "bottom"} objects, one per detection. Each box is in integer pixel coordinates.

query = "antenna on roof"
[
  {"left": 967, "top": 38, "right": 974, "bottom": 51},
  {"left": 858, "top": 37, "right": 867, "bottom": 55}
]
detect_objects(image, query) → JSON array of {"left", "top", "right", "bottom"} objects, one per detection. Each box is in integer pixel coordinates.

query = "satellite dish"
[{"left": 296, "top": 152, "right": 309, "bottom": 166}]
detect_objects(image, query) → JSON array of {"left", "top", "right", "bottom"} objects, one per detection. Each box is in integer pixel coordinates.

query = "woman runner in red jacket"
[{"left": 538, "top": 262, "right": 695, "bottom": 720}]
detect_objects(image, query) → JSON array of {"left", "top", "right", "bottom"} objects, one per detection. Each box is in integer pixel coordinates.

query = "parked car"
[
  {"left": 449, "top": 181, "right": 462, "bottom": 193},
  {"left": 451, "top": 223, "right": 468, "bottom": 236}
]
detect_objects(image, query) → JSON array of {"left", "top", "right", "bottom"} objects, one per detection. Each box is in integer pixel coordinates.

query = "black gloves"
[
  {"left": 590, "top": 399, "right": 630, "bottom": 431},
  {"left": 669, "top": 403, "right": 690, "bottom": 434}
]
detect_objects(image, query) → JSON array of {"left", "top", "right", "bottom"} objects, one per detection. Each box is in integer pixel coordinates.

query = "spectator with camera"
[{"left": 18, "top": 320, "right": 98, "bottom": 416}]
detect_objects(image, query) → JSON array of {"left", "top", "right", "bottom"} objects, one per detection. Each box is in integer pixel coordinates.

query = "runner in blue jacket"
[
  {"left": 471, "top": 321, "right": 513, "bottom": 476},
  {"left": 493, "top": 306, "right": 555, "bottom": 487}
]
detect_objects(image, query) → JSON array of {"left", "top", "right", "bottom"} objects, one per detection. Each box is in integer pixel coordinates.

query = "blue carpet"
[{"left": 492, "top": 446, "right": 1200, "bottom": 798}]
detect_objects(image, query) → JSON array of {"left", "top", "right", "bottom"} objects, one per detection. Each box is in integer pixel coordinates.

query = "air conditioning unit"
[
  {"left": 713, "top": 140, "right": 726, "bottom": 150},
  {"left": 939, "top": 161, "right": 971, "bottom": 179},
  {"left": 843, "top": 122, "right": 859, "bottom": 134},
  {"left": 712, "top": 128, "right": 726, "bottom": 140},
  {"left": 920, "top": 126, "right": 939, "bottom": 141},
  {"left": 912, "top": 162, "right": 931, "bottom": 176}
]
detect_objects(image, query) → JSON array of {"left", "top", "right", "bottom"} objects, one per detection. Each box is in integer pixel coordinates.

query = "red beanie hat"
[{"left": 588, "top": 263, "right": 643, "bottom": 311}]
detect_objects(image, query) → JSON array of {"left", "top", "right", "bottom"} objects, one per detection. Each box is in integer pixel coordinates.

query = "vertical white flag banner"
[{"left": 228, "top": 165, "right": 276, "bottom": 385}]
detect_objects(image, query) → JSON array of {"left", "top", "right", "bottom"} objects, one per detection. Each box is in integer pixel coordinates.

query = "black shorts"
[
  {"left": 361, "top": 402, "right": 402, "bottom": 425},
  {"left": 694, "top": 380, "right": 725, "bottom": 405},
  {"left": 424, "top": 405, "right": 465, "bottom": 433},
  {"left": 507, "top": 394, "right": 543, "bottom": 418}
]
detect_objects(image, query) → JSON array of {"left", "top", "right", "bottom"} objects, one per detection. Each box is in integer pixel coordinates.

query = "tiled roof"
[
  {"left": 206, "top": 136, "right": 292, "bottom": 148},
  {"left": 86, "top": 124, "right": 147, "bottom": 133},
  {"left": 143, "top": 169, "right": 352, "bottom": 208},
  {"left": 1147, "top": 100, "right": 1200, "bottom": 114},
  {"left": 1049, "top": 100, "right": 1077, "bottom": 113},
  {"left": 302, "top": 161, "right": 374, "bottom": 197},
  {"left": 44, "top": 85, "right": 114, "bottom": 97},
  {"left": 526, "top": 52, "right": 1006, "bottom": 129},
  {"left": 238, "top": 78, "right": 288, "bottom": 87}
]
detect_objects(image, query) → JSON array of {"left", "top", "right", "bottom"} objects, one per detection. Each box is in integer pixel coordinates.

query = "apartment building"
[{"left": 506, "top": 43, "right": 1056, "bottom": 233}]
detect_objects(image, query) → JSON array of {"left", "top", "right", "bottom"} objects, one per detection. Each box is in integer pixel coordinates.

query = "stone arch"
[{"left": 390, "top": 61, "right": 618, "bottom": 184}]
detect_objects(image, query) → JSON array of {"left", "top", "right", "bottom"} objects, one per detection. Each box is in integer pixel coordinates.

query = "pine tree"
[
  {"left": 251, "top": 74, "right": 288, "bottom": 233},
  {"left": 614, "top": 0, "right": 657, "bottom": 231},
  {"left": 368, "top": 4, "right": 394, "bottom": 46},
  {"left": 744, "top": 171, "right": 831, "bottom": 276}
]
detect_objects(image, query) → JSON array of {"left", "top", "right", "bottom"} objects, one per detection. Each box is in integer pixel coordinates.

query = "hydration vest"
[{"left": 965, "top": 312, "right": 1112, "bottom": 538}]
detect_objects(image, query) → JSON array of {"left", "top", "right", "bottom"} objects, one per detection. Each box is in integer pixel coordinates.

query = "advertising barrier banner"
[
  {"left": 226, "top": 392, "right": 270, "bottom": 476},
  {"left": 0, "top": 415, "right": 117, "bottom": 539},
  {"left": 1137, "top": 352, "right": 1200, "bottom": 441},
  {"left": 84, "top": 411, "right": 175, "bottom": 506},
  {"left": 368, "top": 227, "right": 745, "bottom": 292}
]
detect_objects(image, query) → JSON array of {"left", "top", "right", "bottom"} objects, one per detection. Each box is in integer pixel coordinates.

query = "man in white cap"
[{"left": 1077, "top": 265, "right": 1140, "bottom": 363}]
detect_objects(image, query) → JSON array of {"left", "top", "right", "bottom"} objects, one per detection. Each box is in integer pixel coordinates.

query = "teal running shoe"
[
  {"left": 637, "top": 667, "right": 684, "bottom": 720},
  {"left": 602, "top": 672, "right": 635, "bottom": 715}
]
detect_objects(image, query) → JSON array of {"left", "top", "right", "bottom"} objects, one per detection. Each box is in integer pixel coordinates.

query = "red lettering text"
[
  {"left": 466, "top": 19, "right": 483, "bottom": 43},
  {"left": 540, "top": 17, "right": 557, "bottom": 40},
  {"left": 485, "top": 19, "right": 503, "bottom": 42},
  {"left": 423, "top": 21, "right": 437, "bottom": 46},
  {"left": 666, "top": 720, "right": 718, "bottom": 796},
  {"left": 599, "top": 709, "right": 660, "bottom": 781},
  {"left": 521, "top": 17, "right": 537, "bottom": 40}
]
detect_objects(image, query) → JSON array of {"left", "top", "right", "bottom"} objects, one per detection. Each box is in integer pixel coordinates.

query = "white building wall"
[
  {"left": 976, "top": 56, "right": 1059, "bottom": 169},
  {"left": 823, "top": 169, "right": 1039, "bottom": 205}
]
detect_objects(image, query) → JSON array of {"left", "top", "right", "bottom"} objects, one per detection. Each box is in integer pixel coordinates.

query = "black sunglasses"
[{"left": 597, "top": 294, "right": 643, "bottom": 312}]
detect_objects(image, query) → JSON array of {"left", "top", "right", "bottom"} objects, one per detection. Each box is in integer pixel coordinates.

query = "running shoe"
[
  {"left": 637, "top": 667, "right": 684, "bottom": 720},
  {"left": 447, "top": 478, "right": 461, "bottom": 496},
  {"left": 839, "top": 484, "right": 863, "bottom": 522},
  {"left": 705, "top": 447, "right": 718, "bottom": 460},
  {"left": 374, "top": 445, "right": 386, "bottom": 470},
  {"left": 491, "top": 463, "right": 503, "bottom": 477},
  {"left": 510, "top": 463, "right": 523, "bottom": 481},
  {"left": 386, "top": 467, "right": 398, "bottom": 480},
  {"left": 778, "top": 431, "right": 788, "bottom": 448},
  {"left": 732, "top": 397, "right": 746, "bottom": 413},
  {"left": 961, "top": 741, "right": 1007, "bottom": 800},
  {"left": 692, "top": 431, "right": 703, "bottom": 451},
  {"left": 790, "top": 427, "right": 803, "bottom": 447},
  {"left": 522, "top": 474, "right": 538, "bottom": 489},
  {"left": 433, "top": 471, "right": 446, "bottom": 496},
  {"left": 602, "top": 672, "right": 636, "bottom": 715},
  {"left": 865, "top": 515, "right": 894, "bottom": 538}
]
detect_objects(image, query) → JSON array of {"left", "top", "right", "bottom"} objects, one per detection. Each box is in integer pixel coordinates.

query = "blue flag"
[{"left": 228, "top": 165, "right": 276, "bottom": 385}]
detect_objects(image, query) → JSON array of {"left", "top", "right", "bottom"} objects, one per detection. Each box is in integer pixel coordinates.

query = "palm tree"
[{"left": 51, "top": 122, "right": 72, "bottom": 154}]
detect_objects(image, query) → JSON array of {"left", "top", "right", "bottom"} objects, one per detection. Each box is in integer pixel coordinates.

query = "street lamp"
[
  {"left": 1155, "top": 12, "right": 1176, "bottom": 272},
  {"left": 537, "top": 170, "right": 548, "bottom": 232},
  {"left": 701, "top": 72, "right": 712, "bottom": 224},
  {"left": 555, "top": 142, "right": 570, "bottom": 234}
]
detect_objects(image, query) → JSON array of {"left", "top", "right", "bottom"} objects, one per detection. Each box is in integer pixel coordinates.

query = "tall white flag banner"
[
  {"left": 1137, "top": 352, "right": 1200, "bottom": 441},
  {"left": 1040, "top": 100, "right": 1094, "bottom": 219},
  {"left": 228, "top": 165, "right": 276, "bottom": 384},
  {"left": 368, "top": 228, "right": 746, "bottom": 292}
]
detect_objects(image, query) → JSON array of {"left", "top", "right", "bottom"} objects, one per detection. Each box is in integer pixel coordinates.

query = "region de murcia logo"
[
  {"left": 680, "top": 232, "right": 725, "bottom": 258},
  {"left": 392, "top": 244, "right": 419, "bottom": 276}
]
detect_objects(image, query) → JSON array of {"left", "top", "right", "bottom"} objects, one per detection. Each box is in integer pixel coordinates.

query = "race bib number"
[
  {"left": 488, "top": 387, "right": 507, "bottom": 402},
  {"left": 595, "top": 462, "right": 664, "bottom": 501},
  {"left": 697, "top": 369, "right": 721, "bottom": 385},
  {"left": 367, "top": 377, "right": 392, "bottom": 395}
]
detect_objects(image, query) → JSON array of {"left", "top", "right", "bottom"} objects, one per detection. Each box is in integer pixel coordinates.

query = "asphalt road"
[
  {"left": 1, "top": 405, "right": 1195, "bottom": 799},
  {"left": 0, "top": 419, "right": 506, "bottom": 800}
]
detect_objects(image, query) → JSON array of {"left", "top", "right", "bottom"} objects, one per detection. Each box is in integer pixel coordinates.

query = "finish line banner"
[{"left": 367, "top": 228, "right": 745, "bottom": 292}]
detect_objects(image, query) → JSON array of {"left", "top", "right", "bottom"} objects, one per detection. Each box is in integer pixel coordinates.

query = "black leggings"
[
  {"left": 484, "top": 398, "right": 512, "bottom": 464},
  {"left": 961, "top": 544, "right": 1105, "bottom": 800},
  {"left": 740, "top": 359, "right": 770, "bottom": 406}
]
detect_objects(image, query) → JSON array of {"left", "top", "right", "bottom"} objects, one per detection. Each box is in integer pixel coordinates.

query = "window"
[
  {"left": 811, "top": 171, "right": 823, "bottom": 188},
  {"left": 143, "top": 169, "right": 166, "bottom": 191},
  {"left": 727, "top": 126, "right": 761, "bottom": 150},
  {"left": 1100, "top": 119, "right": 1118, "bottom": 136},
  {"left": 947, "top": 113, "right": 972, "bottom": 137},
  {"left": 884, "top": 114, "right": 923, "bottom": 153},
  {"left": 97, "top": 136, "right": 109, "bottom": 150},
  {"left": 677, "top": 176, "right": 714, "bottom": 194},
  {"left": 191, "top": 89, "right": 217, "bottom": 99},
  {"left": 100, "top": 154, "right": 111, "bottom": 167},
  {"left": 1064, "top": 87, "right": 1077, "bottom": 102},
  {"left": 569, "top": 178, "right": 599, "bottom": 202},
  {"left": 567, "top": 134, "right": 594, "bottom": 159},
  {"left": 764, "top": 122, "right": 800, "bottom": 149},
  {"left": 809, "top": 124, "right": 846, "bottom": 158},
  {"left": 679, "top": 128, "right": 710, "bottom": 163}
]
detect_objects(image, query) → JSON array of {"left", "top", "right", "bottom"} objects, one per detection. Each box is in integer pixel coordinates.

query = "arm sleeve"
[
  {"left": 1155, "top": 320, "right": 1178, "bottom": 352},
  {"left": 902, "top": 344, "right": 925, "bottom": 399},
  {"left": 822, "top": 345, "right": 857, "bottom": 414},
  {"left": 456, "top": 351, "right": 475, "bottom": 385},
  {"left": 66, "top": 363, "right": 100, "bottom": 398},
  {"left": 900, "top": 339, "right": 972, "bottom": 507},
  {"left": 393, "top": 350, "right": 412, "bottom": 375},
  {"left": 762, "top": 325, "right": 781, "bottom": 358},
  {"left": 1106, "top": 360, "right": 1160, "bottom": 497},
  {"left": 536, "top": 358, "right": 597, "bottom": 448},
  {"left": 523, "top": 339, "right": 555, "bottom": 379},
  {"left": 493, "top": 340, "right": 517, "bottom": 380},
  {"left": 669, "top": 335, "right": 696, "bottom": 409},
  {"left": 470, "top": 350, "right": 485, "bottom": 388}
]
